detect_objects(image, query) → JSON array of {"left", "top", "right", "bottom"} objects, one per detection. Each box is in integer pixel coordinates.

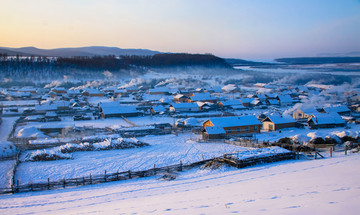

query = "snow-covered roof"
[
  {"left": 231, "top": 104, "right": 246, "bottom": 110},
  {"left": 171, "top": 103, "right": 199, "bottom": 109},
  {"left": 84, "top": 88, "right": 103, "bottom": 94},
  {"left": 174, "top": 94, "right": 186, "bottom": 99},
  {"left": 102, "top": 106, "right": 138, "bottom": 115},
  {"left": 265, "top": 115, "right": 296, "bottom": 124},
  {"left": 256, "top": 94, "right": 267, "bottom": 100},
  {"left": 277, "top": 95, "right": 294, "bottom": 103},
  {"left": 205, "top": 126, "right": 226, "bottom": 135},
  {"left": 309, "top": 113, "right": 345, "bottom": 125},
  {"left": 323, "top": 105, "right": 350, "bottom": 114},
  {"left": 267, "top": 99, "right": 279, "bottom": 105},
  {"left": 208, "top": 86, "right": 223, "bottom": 93},
  {"left": 149, "top": 87, "right": 170, "bottom": 93},
  {"left": 190, "top": 92, "right": 216, "bottom": 101},
  {"left": 45, "top": 111, "right": 57, "bottom": 117},
  {"left": 99, "top": 101, "right": 121, "bottom": 109},
  {"left": 221, "top": 99, "right": 242, "bottom": 106},
  {"left": 299, "top": 106, "right": 318, "bottom": 114},
  {"left": 239, "top": 98, "right": 254, "bottom": 104},
  {"left": 152, "top": 105, "right": 166, "bottom": 112},
  {"left": 254, "top": 83, "right": 266, "bottom": 88},
  {"left": 265, "top": 93, "right": 278, "bottom": 98},
  {"left": 207, "top": 116, "right": 261, "bottom": 128},
  {"left": 222, "top": 84, "right": 237, "bottom": 92}
]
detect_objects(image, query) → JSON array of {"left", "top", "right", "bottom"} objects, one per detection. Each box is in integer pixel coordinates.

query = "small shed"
[{"left": 202, "top": 126, "right": 226, "bottom": 139}]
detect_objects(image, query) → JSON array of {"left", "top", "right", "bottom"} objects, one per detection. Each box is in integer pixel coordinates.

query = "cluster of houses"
[
  {"left": 1, "top": 81, "right": 360, "bottom": 142},
  {"left": 200, "top": 103, "right": 352, "bottom": 139}
]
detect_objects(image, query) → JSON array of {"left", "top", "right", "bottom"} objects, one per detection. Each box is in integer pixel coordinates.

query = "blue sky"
[{"left": 1, "top": 0, "right": 359, "bottom": 58}]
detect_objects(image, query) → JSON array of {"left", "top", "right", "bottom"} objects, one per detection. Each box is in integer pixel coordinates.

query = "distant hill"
[
  {"left": 317, "top": 52, "right": 360, "bottom": 57},
  {"left": 0, "top": 46, "right": 161, "bottom": 57},
  {"left": 0, "top": 48, "right": 31, "bottom": 56},
  {"left": 225, "top": 58, "right": 274, "bottom": 66},
  {"left": 275, "top": 57, "right": 360, "bottom": 65}
]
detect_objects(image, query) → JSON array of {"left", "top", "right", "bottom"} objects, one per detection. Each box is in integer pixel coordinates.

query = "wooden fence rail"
[{"left": 0, "top": 151, "right": 295, "bottom": 195}]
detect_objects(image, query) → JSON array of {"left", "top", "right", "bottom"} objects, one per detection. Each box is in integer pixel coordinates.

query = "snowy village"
[
  {"left": 1, "top": 1, "right": 360, "bottom": 214},
  {"left": 1, "top": 73, "right": 359, "bottom": 195}
]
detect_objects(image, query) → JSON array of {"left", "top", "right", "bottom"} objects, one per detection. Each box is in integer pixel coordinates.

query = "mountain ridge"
[{"left": 0, "top": 46, "right": 161, "bottom": 57}]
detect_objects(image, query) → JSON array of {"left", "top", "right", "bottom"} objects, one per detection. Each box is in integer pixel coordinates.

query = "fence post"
[
  {"left": 90, "top": 173, "right": 92, "bottom": 184},
  {"left": 128, "top": 170, "right": 132, "bottom": 179},
  {"left": 345, "top": 146, "right": 347, "bottom": 155},
  {"left": 167, "top": 166, "right": 170, "bottom": 173},
  {"left": 154, "top": 164, "right": 156, "bottom": 175},
  {"left": 202, "top": 154, "right": 204, "bottom": 160},
  {"left": 330, "top": 147, "right": 333, "bottom": 158},
  {"left": 16, "top": 180, "right": 19, "bottom": 192},
  {"left": 116, "top": 171, "right": 119, "bottom": 180},
  {"left": 83, "top": 177, "right": 85, "bottom": 185},
  {"left": 104, "top": 170, "right": 107, "bottom": 182},
  {"left": 315, "top": 152, "right": 317, "bottom": 160},
  {"left": 179, "top": 161, "right": 183, "bottom": 171},
  {"left": 63, "top": 179, "right": 66, "bottom": 188},
  {"left": 31, "top": 183, "right": 33, "bottom": 191},
  {"left": 48, "top": 178, "right": 50, "bottom": 190}
]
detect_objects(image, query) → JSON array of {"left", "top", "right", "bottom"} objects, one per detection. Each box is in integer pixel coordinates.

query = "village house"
[
  {"left": 174, "top": 94, "right": 189, "bottom": 103},
  {"left": 239, "top": 98, "right": 254, "bottom": 107},
  {"left": 218, "top": 99, "right": 246, "bottom": 110},
  {"left": 169, "top": 103, "right": 200, "bottom": 112},
  {"left": 19, "top": 87, "right": 37, "bottom": 94},
  {"left": 266, "top": 99, "right": 279, "bottom": 106},
  {"left": 320, "top": 105, "right": 351, "bottom": 116},
  {"left": 150, "top": 105, "right": 166, "bottom": 114},
  {"left": 262, "top": 115, "right": 297, "bottom": 131},
  {"left": 99, "top": 101, "right": 140, "bottom": 118},
  {"left": 148, "top": 87, "right": 171, "bottom": 95},
  {"left": 308, "top": 112, "right": 346, "bottom": 129},
  {"left": 292, "top": 106, "right": 319, "bottom": 120},
  {"left": 221, "top": 84, "right": 239, "bottom": 93},
  {"left": 83, "top": 89, "right": 105, "bottom": 97},
  {"left": 202, "top": 115, "right": 262, "bottom": 139},
  {"left": 277, "top": 95, "right": 294, "bottom": 106},
  {"left": 52, "top": 87, "right": 67, "bottom": 94},
  {"left": 187, "top": 92, "right": 217, "bottom": 103}
]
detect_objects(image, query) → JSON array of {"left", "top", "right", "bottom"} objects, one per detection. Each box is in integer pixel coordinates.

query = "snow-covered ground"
[
  {"left": 15, "top": 133, "right": 248, "bottom": 185},
  {"left": 1, "top": 152, "right": 359, "bottom": 214},
  {"left": 0, "top": 160, "right": 16, "bottom": 190},
  {"left": 0, "top": 117, "right": 18, "bottom": 141},
  {"left": 0, "top": 117, "right": 18, "bottom": 189}
]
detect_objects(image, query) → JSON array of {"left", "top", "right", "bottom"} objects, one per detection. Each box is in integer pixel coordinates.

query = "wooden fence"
[{"left": 0, "top": 151, "right": 296, "bottom": 195}]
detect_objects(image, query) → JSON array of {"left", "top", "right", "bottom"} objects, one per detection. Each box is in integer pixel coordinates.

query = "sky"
[{"left": 1, "top": 0, "right": 360, "bottom": 59}]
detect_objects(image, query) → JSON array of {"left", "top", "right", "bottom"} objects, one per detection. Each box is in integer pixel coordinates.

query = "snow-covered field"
[
  {"left": 1, "top": 152, "right": 359, "bottom": 214},
  {"left": 0, "top": 160, "right": 16, "bottom": 190},
  {"left": 15, "top": 133, "right": 248, "bottom": 185}
]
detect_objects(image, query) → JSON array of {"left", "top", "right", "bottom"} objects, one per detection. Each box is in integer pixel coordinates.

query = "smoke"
[
  {"left": 155, "top": 78, "right": 177, "bottom": 87},
  {"left": 44, "top": 80, "right": 62, "bottom": 88},
  {"left": 71, "top": 80, "right": 104, "bottom": 90},
  {"left": 119, "top": 78, "right": 144, "bottom": 89},
  {"left": 103, "top": 70, "right": 113, "bottom": 79}
]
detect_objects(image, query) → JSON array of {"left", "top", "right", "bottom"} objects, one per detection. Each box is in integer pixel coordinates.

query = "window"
[
  {"left": 298, "top": 113, "right": 302, "bottom": 117},
  {"left": 245, "top": 126, "right": 249, "bottom": 132},
  {"left": 268, "top": 124, "right": 273, "bottom": 130},
  {"left": 227, "top": 129, "right": 232, "bottom": 134},
  {"left": 254, "top": 126, "right": 258, "bottom": 131},
  {"left": 237, "top": 128, "right": 241, "bottom": 133}
]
